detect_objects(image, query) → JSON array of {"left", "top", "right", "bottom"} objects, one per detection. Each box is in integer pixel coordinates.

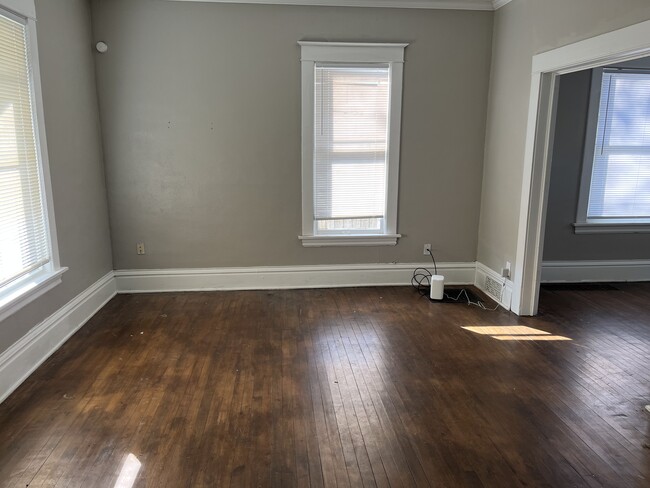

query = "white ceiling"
[{"left": 169, "top": 0, "right": 513, "bottom": 11}]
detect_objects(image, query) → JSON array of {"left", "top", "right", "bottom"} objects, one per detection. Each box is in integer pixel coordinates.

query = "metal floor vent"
[{"left": 485, "top": 275, "right": 503, "bottom": 302}]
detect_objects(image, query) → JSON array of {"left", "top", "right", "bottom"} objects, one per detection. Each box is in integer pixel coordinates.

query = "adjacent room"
[{"left": 0, "top": 0, "right": 648, "bottom": 486}]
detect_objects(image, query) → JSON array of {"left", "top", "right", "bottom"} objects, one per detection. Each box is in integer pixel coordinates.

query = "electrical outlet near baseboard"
[
  {"left": 423, "top": 244, "right": 432, "bottom": 255},
  {"left": 136, "top": 243, "right": 145, "bottom": 255}
]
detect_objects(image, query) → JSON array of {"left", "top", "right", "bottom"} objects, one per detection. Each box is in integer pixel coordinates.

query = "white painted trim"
[
  {"left": 0, "top": 12, "right": 65, "bottom": 321},
  {"left": 513, "top": 19, "right": 650, "bottom": 316},
  {"left": 0, "top": 0, "right": 35, "bottom": 19},
  {"left": 115, "top": 262, "right": 477, "bottom": 293},
  {"left": 299, "top": 41, "right": 406, "bottom": 246},
  {"left": 0, "top": 267, "right": 67, "bottom": 322},
  {"left": 26, "top": 16, "right": 62, "bottom": 273},
  {"left": 541, "top": 260, "right": 650, "bottom": 283},
  {"left": 386, "top": 55, "right": 404, "bottom": 238},
  {"left": 475, "top": 262, "right": 513, "bottom": 310},
  {"left": 299, "top": 234, "right": 401, "bottom": 246},
  {"left": 492, "top": 0, "right": 512, "bottom": 9},
  {"left": 0, "top": 272, "right": 116, "bottom": 404},
  {"left": 167, "top": 0, "right": 495, "bottom": 11},
  {"left": 573, "top": 222, "right": 650, "bottom": 234},
  {"left": 575, "top": 68, "right": 603, "bottom": 224},
  {"left": 532, "top": 21, "right": 650, "bottom": 75},
  {"left": 576, "top": 68, "right": 650, "bottom": 226},
  {"left": 299, "top": 42, "right": 408, "bottom": 62},
  {"left": 512, "top": 72, "right": 559, "bottom": 315}
]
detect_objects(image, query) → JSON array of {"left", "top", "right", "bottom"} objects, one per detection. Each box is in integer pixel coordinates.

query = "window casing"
[
  {"left": 575, "top": 67, "right": 650, "bottom": 234},
  {"left": 0, "top": 2, "right": 65, "bottom": 321},
  {"left": 298, "top": 42, "right": 407, "bottom": 247}
]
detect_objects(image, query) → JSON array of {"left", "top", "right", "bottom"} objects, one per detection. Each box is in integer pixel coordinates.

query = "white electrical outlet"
[
  {"left": 136, "top": 243, "right": 145, "bottom": 255},
  {"left": 501, "top": 261, "right": 511, "bottom": 278},
  {"left": 423, "top": 244, "right": 432, "bottom": 255}
]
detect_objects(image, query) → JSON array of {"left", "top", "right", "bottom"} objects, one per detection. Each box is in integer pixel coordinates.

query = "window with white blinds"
[
  {"left": 587, "top": 70, "right": 650, "bottom": 221},
  {"left": 299, "top": 42, "right": 406, "bottom": 246},
  {"left": 314, "top": 64, "right": 389, "bottom": 234},
  {"left": 0, "top": 10, "right": 51, "bottom": 291}
]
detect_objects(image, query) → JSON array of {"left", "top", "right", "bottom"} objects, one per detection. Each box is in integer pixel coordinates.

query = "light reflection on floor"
[
  {"left": 462, "top": 325, "right": 571, "bottom": 341},
  {"left": 113, "top": 453, "right": 141, "bottom": 488}
]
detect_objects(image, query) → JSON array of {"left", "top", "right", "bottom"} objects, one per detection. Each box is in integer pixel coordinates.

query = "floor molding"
[
  {"left": 114, "top": 262, "right": 477, "bottom": 293},
  {"left": 475, "top": 262, "right": 513, "bottom": 310},
  {"left": 1, "top": 261, "right": 480, "bottom": 404},
  {"left": 541, "top": 260, "right": 650, "bottom": 283},
  {"left": 0, "top": 271, "right": 116, "bottom": 404},
  {"left": 5, "top": 258, "right": 648, "bottom": 406}
]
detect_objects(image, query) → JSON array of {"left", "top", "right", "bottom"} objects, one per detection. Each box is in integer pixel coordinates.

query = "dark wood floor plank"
[{"left": 0, "top": 284, "right": 649, "bottom": 487}]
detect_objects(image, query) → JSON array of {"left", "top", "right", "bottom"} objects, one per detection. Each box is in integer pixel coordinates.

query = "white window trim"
[
  {"left": 1, "top": 0, "right": 35, "bottom": 20},
  {"left": 0, "top": 267, "right": 66, "bottom": 322},
  {"left": 574, "top": 67, "right": 650, "bottom": 234},
  {"left": 298, "top": 41, "right": 407, "bottom": 247},
  {"left": 0, "top": 1, "right": 67, "bottom": 322}
]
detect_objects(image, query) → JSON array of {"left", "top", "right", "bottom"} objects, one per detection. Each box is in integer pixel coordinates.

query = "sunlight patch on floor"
[
  {"left": 114, "top": 453, "right": 141, "bottom": 488},
  {"left": 462, "top": 325, "right": 571, "bottom": 341}
]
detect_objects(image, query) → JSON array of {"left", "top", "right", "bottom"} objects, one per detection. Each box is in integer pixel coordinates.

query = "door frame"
[{"left": 511, "top": 20, "right": 650, "bottom": 315}]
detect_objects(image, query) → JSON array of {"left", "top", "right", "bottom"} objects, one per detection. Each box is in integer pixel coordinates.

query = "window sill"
[
  {"left": 299, "top": 234, "right": 401, "bottom": 247},
  {"left": 0, "top": 267, "right": 68, "bottom": 322},
  {"left": 573, "top": 222, "right": 650, "bottom": 234}
]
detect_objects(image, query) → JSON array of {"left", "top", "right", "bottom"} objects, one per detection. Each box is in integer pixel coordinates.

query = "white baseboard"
[
  {"left": 475, "top": 262, "right": 513, "bottom": 310},
  {"left": 114, "top": 262, "right": 477, "bottom": 293},
  {"left": 541, "top": 260, "right": 650, "bottom": 283},
  {"left": 0, "top": 261, "right": 482, "bottom": 405},
  {"left": 0, "top": 271, "right": 116, "bottom": 404}
]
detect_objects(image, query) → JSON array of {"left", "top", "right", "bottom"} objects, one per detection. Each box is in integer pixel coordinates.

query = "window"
[
  {"left": 298, "top": 42, "right": 407, "bottom": 247},
  {"left": 0, "top": 3, "right": 64, "bottom": 321},
  {"left": 575, "top": 68, "right": 650, "bottom": 233}
]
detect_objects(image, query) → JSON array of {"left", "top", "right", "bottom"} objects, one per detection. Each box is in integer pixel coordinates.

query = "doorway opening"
[{"left": 512, "top": 20, "right": 650, "bottom": 315}]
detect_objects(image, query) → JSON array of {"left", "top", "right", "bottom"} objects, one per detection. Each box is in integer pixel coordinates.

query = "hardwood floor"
[{"left": 0, "top": 284, "right": 648, "bottom": 487}]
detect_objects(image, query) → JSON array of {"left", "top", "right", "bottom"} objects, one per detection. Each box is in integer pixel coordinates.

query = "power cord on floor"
[
  {"left": 411, "top": 249, "right": 502, "bottom": 310},
  {"left": 411, "top": 249, "right": 438, "bottom": 297},
  {"left": 442, "top": 287, "right": 501, "bottom": 311}
]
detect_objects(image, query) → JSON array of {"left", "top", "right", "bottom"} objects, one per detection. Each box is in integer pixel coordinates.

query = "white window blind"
[
  {"left": 588, "top": 70, "right": 650, "bottom": 220},
  {"left": 313, "top": 64, "right": 389, "bottom": 234},
  {"left": 0, "top": 11, "right": 50, "bottom": 289}
]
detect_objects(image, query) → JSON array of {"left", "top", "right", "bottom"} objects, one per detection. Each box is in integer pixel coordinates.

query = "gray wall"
[
  {"left": 477, "top": 0, "right": 650, "bottom": 278},
  {"left": 0, "top": 0, "right": 113, "bottom": 355},
  {"left": 543, "top": 65, "right": 650, "bottom": 262},
  {"left": 90, "top": 0, "right": 493, "bottom": 269}
]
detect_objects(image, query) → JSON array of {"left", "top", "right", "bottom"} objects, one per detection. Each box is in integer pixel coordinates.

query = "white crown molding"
[
  {"left": 492, "top": 0, "right": 513, "bottom": 9},
  {"left": 115, "top": 262, "right": 477, "bottom": 293},
  {"left": 0, "top": 271, "right": 116, "bottom": 404},
  {"left": 167, "top": 0, "right": 495, "bottom": 11}
]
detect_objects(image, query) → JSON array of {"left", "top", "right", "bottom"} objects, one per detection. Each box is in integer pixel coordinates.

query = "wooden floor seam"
[{"left": 0, "top": 284, "right": 648, "bottom": 487}]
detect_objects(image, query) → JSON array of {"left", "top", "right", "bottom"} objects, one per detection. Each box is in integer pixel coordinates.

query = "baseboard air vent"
[{"left": 484, "top": 275, "right": 504, "bottom": 302}]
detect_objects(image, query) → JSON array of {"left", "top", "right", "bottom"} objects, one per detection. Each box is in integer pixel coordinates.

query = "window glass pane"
[
  {"left": 606, "top": 74, "right": 650, "bottom": 147},
  {"left": 588, "top": 71, "right": 650, "bottom": 219},
  {"left": 313, "top": 64, "right": 389, "bottom": 232},
  {"left": 316, "top": 217, "right": 382, "bottom": 234},
  {"left": 0, "top": 12, "right": 50, "bottom": 288}
]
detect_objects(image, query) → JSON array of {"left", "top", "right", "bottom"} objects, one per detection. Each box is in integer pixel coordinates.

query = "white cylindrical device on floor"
[{"left": 430, "top": 275, "right": 445, "bottom": 300}]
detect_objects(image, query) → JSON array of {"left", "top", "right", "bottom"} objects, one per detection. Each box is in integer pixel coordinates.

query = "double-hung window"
[
  {"left": 575, "top": 68, "right": 650, "bottom": 233},
  {"left": 0, "top": 2, "right": 64, "bottom": 321},
  {"left": 298, "top": 42, "right": 407, "bottom": 246}
]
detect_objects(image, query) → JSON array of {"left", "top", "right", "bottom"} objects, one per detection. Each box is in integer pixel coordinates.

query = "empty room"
[{"left": 0, "top": 0, "right": 648, "bottom": 486}]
